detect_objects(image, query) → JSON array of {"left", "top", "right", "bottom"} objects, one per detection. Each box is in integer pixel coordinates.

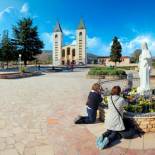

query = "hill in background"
[{"left": 41, "top": 50, "right": 98, "bottom": 64}]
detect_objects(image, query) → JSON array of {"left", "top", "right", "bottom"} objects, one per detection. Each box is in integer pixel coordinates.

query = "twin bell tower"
[{"left": 52, "top": 19, "right": 87, "bottom": 66}]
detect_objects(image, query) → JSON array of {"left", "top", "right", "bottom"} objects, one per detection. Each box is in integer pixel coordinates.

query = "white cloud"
[
  {"left": 71, "top": 40, "right": 76, "bottom": 45},
  {"left": 121, "top": 35, "right": 155, "bottom": 55},
  {"left": 32, "top": 15, "right": 38, "bottom": 19},
  {"left": 63, "top": 28, "right": 75, "bottom": 40},
  {"left": 0, "top": 7, "right": 14, "bottom": 20},
  {"left": 87, "top": 35, "right": 155, "bottom": 56},
  {"left": 131, "top": 28, "right": 139, "bottom": 34},
  {"left": 87, "top": 36, "right": 110, "bottom": 55},
  {"left": 20, "top": 3, "right": 29, "bottom": 13},
  {"left": 40, "top": 33, "right": 155, "bottom": 55},
  {"left": 41, "top": 32, "right": 53, "bottom": 49},
  {"left": 87, "top": 36, "right": 101, "bottom": 48},
  {"left": 63, "top": 29, "right": 74, "bottom": 36}
]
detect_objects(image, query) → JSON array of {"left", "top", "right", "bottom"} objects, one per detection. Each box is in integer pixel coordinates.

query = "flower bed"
[
  {"left": 99, "top": 87, "right": 155, "bottom": 132},
  {"left": 122, "top": 88, "right": 155, "bottom": 113},
  {"left": 99, "top": 105, "right": 155, "bottom": 132},
  {"left": 122, "top": 87, "right": 155, "bottom": 132}
]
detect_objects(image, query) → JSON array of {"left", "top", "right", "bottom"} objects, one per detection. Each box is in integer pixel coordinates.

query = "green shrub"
[
  {"left": 152, "top": 62, "right": 155, "bottom": 68},
  {"left": 88, "top": 67, "right": 126, "bottom": 76},
  {"left": 20, "top": 66, "right": 27, "bottom": 73},
  {"left": 125, "top": 104, "right": 143, "bottom": 113}
]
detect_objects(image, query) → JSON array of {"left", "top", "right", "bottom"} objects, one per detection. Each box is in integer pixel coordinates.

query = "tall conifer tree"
[
  {"left": 110, "top": 36, "right": 122, "bottom": 66},
  {"left": 13, "top": 18, "right": 44, "bottom": 65}
]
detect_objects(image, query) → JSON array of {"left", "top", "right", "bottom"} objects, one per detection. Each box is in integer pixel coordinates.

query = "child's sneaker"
[
  {"left": 96, "top": 135, "right": 104, "bottom": 148},
  {"left": 98, "top": 137, "right": 109, "bottom": 150}
]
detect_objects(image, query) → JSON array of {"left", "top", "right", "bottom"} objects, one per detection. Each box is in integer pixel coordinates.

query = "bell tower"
[
  {"left": 52, "top": 21, "right": 63, "bottom": 66},
  {"left": 76, "top": 19, "right": 87, "bottom": 65}
]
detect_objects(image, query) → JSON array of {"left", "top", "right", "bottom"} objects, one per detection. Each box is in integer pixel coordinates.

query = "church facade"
[{"left": 52, "top": 19, "right": 87, "bottom": 66}]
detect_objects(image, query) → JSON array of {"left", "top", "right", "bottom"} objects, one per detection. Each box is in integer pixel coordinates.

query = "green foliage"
[
  {"left": 152, "top": 61, "right": 155, "bottom": 68},
  {"left": 20, "top": 66, "right": 27, "bottom": 73},
  {"left": 124, "top": 104, "right": 143, "bottom": 113},
  {"left": 13, "top": 18, "right": 44, "bottom": 65},
  {"left": 103, "top": 96, "right": 108, "bottom": 104},
  {"left": 88, "top": 67, "right": 126, "bottom": 76},
  {"left": 0, "top": 46, "right": 4, "bottom": 62},
  {"left": 0, "top": 30, "right": 17, "bottom": 67},
  {"left": 130, "top": 49, "right": 141, "bottom": 63},
  {"left": 122, "top": 88, "right": 155, "bottom": 113},
  {"left": 118, "top": 66, "right": 137, "bottom": 70},
  {"left": 110, "top": 36, "right": 122, "bottom": 66}
]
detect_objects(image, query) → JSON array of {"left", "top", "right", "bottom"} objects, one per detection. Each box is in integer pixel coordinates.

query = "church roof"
[
  {"left": 54, "top": 22, "right": 62, "bottom": 32},
  {"left": 77, "top": 19, "right": 86, "bottom": 30}
]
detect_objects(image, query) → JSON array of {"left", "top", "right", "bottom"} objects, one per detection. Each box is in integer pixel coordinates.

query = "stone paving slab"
[
  {"left": 0, "top": 69, "right": 155, "bottom": 155},
  {"left": 35, "top": 145, "right": 54, "bottom": 155},
  {"left": 1, "top": 149, "right": 18, "bottom": 155}
]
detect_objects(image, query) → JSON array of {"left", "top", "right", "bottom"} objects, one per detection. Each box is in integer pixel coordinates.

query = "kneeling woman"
[
  {"left": 75, "top": 83, "right": 103, "bottom": 124},
  {"left": 96, "top": 86, "right": 127, "bottom": 149}
]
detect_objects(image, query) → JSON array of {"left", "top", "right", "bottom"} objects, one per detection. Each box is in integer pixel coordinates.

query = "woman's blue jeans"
[{"left": 84, "top": 107, "right": 97, "bottom": 123}]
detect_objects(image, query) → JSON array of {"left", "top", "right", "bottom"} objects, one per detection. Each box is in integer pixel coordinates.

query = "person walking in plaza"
[
  {"left": 96, "top": 86, "right": 127, "bottom": 149},
  {"left": 74, "top": 83, "right": 103, "bottom": 124}
]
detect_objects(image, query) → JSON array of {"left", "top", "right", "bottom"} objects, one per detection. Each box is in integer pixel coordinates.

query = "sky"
[{"left": 0, "top": 0, "right": 155, "bottom": 56}]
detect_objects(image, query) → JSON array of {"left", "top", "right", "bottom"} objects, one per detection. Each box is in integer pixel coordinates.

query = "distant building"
[
  {"left": 52, "top": 19, "right": 87, "bottom": 66},
  {"left": 97, "top": 56, "right": 131, "bottom": 66},
  {"left": 87, "top": 53, "right": 98, "bottom": 64}
]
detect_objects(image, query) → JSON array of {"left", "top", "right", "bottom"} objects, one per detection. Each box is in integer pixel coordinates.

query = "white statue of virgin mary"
[{"left": 137, "top": 42, "right": 152, "bottom": 94}]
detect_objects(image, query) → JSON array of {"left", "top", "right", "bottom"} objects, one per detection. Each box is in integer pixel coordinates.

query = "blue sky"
[{"left": 0, "top": 0, "right": 155, "bottom": 56}]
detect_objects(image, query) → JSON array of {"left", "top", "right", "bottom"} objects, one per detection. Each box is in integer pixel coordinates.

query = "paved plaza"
[{"left": 0, "top": 69, "right": 155, "bottom": 155}]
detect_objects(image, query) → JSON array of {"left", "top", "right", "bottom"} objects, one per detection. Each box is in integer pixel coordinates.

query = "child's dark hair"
[{"left": 111, "top": 86, "right": 121, "bottom": 95}]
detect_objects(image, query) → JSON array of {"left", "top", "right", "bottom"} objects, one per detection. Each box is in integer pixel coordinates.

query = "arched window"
[
  {"left": 79, "top": 32, "right": 82, "bottom": 40},
  {"left": 67, "top": 60, "right": 70, "bottom": 65},
  {"left": 62, "top": 49, "right": 65, "bottom": 57},
  {"left": 61, "top": 60, "right": 65, "bottom": 65},
  {"left": 72, "top": 49, "right": 75, "bottom": 57},
  {"left": 79, "top": 32, "right": 82, "bottom": 36},
  {"left": 55, "top": 34, "right": 58, "bottom": 43},
  {"left": 67, "top": 48, "right": 70, "bottom": 55}
]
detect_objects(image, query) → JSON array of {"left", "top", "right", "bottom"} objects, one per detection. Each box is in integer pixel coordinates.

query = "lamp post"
[{"left": 18, "top": 54, "right": 22, "bottom": 72}]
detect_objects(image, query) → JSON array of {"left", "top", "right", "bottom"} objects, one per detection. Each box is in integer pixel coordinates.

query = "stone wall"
[
  {"left": 87, "top": 74, "right": 126, "bottom": 80},
  {"left": 98, "top": 107, "right": 105, "bottom": 122},
  {"left": 125, "top": 116, "right": 155, "bottom": 133},
  {"left": 99, "top": 106, "right": 155, "bottom": 133}
]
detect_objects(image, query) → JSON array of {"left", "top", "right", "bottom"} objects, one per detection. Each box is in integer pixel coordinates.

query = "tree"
[
  {"left": 110, "top": 36, "right": 122, "bottom": 66},
  {"left": 0, "top": 47, "right": 4, "bottom": 68},
  {"left": 0, "top": 42, "right": 4, "bottom": 62},
  {"left": 0, "top": 30, "right": 16, "bottom": 68},
  {"left": 13, "top": 18, "right": 44, "bottom": 65},
  {"left": 130, "top": 49, "right": 141, "bottom": 63}
]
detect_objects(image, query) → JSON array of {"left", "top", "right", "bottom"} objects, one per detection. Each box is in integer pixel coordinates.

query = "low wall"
[
  {"left": 87, "top": 75, "right": 105, "bottom": 79},
  {"left": 87, "top": 74, "right": 126, "bottom": 80},
  {"left": 124, "top": 112, "right": 155, "bottom": 133},
  {"left": 99, "top": 106, "right": 155, "bottom": 133},
  {"left": 0, "top": 72, "right": 42, "bottom": 79}
]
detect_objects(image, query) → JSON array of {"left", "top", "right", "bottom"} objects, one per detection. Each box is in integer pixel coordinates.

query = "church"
[{"left": 52, "top": 19, "right": 87, "bottom": 66}]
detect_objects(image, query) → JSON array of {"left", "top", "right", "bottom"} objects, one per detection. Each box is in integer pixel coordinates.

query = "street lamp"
[{"left": 18, "top": 54, "right": 22, "bottom": 72}]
